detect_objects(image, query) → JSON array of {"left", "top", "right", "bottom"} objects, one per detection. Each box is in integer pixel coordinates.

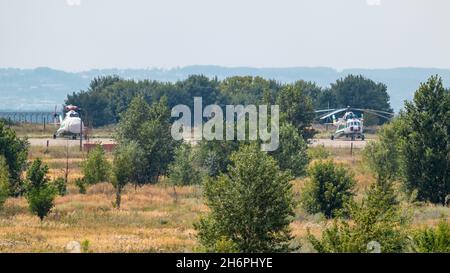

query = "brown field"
[{"left": 0, "top": 139, "right": 449, "bottom": 252}]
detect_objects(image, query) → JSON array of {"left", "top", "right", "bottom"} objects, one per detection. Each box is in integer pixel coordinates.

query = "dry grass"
[
  {"left": 0, "top": 142, "right": 449, "bottom": 252},
  {"left": 0, "top": 183, "right": 204, "bottom": 253}
]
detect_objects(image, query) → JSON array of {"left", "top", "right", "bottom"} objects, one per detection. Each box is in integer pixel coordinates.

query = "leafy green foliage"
[
  {"left": 52, "top": 177, "right": 67, "bottom": 196},
  {"left": 168, "top": 144, "right": 202, "bottom": 186},
  {"left": 116, "top": 96, "right": 179, "bottom": 184},
  {"left": 111, "top": 142, "right": 142, "bottom": 208},
  {"left": 397, "top": 76, "right": 450, "bottom": 204},
  {"left": 25, "top": 159, "right": 56, "bottom": 221},
  {"left": 82, "top": 145, "right": 111, "bottom": 185},
  {"left": 330, "top": 75, "right": 393, "bottom": 115},
  {"left": 308, "top": 183, "right": 411, "bottom": 253},
  {"left": 196, "top": 139, "right": 240, "bottom": 177},
  {"left": 0, "top": 156, "right": 10, "bottom": 209},
  {"left": 75, "top": 178, "right": 87, "bottom": 194},
  {"left": 195, "top": 144, "right": 296, "bottom": 253},
  {"left": 276, "top": 84, "right": 315, "bottom": 140},
  {"left": 302, "top": 160, "right": 356, "bottom": 218},
  {"left": 413, "top": 219, "right": 450, "bottom": 253},
  {"left": 270, "top": 122, "right": 309, "bottom": 177},
  {"left": 219, "top": 76, "right": 280, "bottom": 105},
  {"left": 0, "top": 121, "right": 28, "bottom": 196},
  {"left": 363, "top": 120, "right": 402, "bottom": 184}
]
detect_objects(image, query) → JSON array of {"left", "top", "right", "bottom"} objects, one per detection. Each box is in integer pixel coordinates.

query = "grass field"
[{"left": 0, "top": 134, "right": 449, "bottom": 252}]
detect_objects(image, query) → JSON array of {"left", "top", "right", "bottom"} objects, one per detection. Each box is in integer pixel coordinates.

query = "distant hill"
[{"left": 1, "top": 66, "right": 449, "bottom": 112}]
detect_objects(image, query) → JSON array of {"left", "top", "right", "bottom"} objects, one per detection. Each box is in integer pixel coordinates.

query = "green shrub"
[
  {"left": 52, "top": 177, "right": 67, "bottom": 196},
  {"left": 75, "top": 178, "right": 87, "bottom": 194},
  {"left": 111, "top": 142, "right": 142, "bottom": 208},
  {"left": 308, "top": 183, "right": 411, "bottom": 253},
  {"left": 0, "top": 121, "right": 28, "bottom": 196},
  {"left": 25, "top": 159, "right": 56, "bottom": 221},
  {"left": 308, "top": 146, "right": 330, "bottom": 160},
  {"left": 270, "top": 122, "right": 309, "bottom": 177},
  {"left": 195, "top": 144, "right": 297, "bottom": 253},
  {"left": 82, "top": 145, "right": 111, "bottom": 185},
  {"left": 413, "top": 219, "right": 450, "bottom": 253},
  {"left": 0, "top": 156, "right": 10, "bottom": 209},
  {"left": 301, "top": 160, "right": 355, "bottom": 218},
  {"left": 168, "top": 144, "right": 202, "bottom": 186}
]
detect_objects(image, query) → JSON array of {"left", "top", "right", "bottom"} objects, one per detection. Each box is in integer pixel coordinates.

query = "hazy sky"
[{"left": 1, "top": 0, "right": 449, "bottom": 71}]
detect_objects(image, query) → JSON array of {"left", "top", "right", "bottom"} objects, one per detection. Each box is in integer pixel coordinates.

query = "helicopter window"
[{"left": 69, "top": 112, "right": 79, "bottom": 118}]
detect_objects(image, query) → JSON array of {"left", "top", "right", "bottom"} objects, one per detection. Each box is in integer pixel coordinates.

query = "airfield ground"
[{"left": 27, "top": 137, "right": 368, "bottom": 149}]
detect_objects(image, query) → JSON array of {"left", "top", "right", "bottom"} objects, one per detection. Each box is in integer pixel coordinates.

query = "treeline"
[{"left": 66, "top": 74, "right": 393, "bottom": 127}]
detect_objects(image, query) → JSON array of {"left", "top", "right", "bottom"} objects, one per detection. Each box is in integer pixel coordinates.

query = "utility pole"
[{"left": 79, "top": 110, "right": 83, "bottom": 152}]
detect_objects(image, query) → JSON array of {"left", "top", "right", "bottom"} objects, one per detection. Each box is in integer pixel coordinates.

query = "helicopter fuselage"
[
  {"left": 333, "top": 117, "right": 364, "bottom": 140},
  {"left": 53, "top": 110, "right": 84, "bottom": 139}
]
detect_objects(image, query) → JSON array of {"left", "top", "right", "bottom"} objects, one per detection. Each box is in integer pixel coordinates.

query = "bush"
[
  {"left": 301, "top": 160, "right": 355, "bottom": 218},
  {"left": 0, "top": 156, "right": 10, "bottom": 209},
  {"left": 308, "top": 183, "right": 411, "bottom": 253},
  {"left": 52, "top": 177, "right": 67, "bottom": 196},
  {"left": 75, "top": 178, "right": 87, "bottom": 194},
  {"left": 413, "top": 219, "right": 450, "bottom": 253},
  {"left": 25, "top": 159, "right": 56, "bottom": 221},
  {"left": 196, "top": 139, "right": 240, "bottom": 177},
  {"left": 308, "top": 146, "right": 330, "bottom": 160},
  {"left": 363, "top": 119, "right": 403, "bottom": 184},
  {"left": 82, "top": 145, "right": 111, "bottom": 185},
  {"left": 0, "top": 121, "right": 28, "bottom": 196},
  {"left": 270, "top": 122, "right": 309, "bottom": 177},
  {"left": 168, "top": 144, "right": 202, "bottom": 186},
  {"left": 111, "top": 142, "right": 142, "bottom": 208},
  {"left": 195, "top": 144, "right": 297, "bottom": 253}
]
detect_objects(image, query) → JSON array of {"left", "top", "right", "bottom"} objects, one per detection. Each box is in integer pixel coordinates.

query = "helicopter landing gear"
[
  {"left": 53, "top": 134, "right": 56, "bottom": 139},
  {"left": 331, "top": 135, "right": 334, "bottom": 140},
  {"left": 72, "top": 135, "right": 77, "bottom": 140},
  {"left": 361, "top": 134, "right": 365, "bottom": 141},
  {"left": 351, "top": 135, "right": 355, "bottom": 141}
]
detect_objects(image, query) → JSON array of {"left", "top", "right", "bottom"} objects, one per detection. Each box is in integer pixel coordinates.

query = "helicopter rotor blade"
[
  {"left": 351, "top": 108, "right": 394, "bottom": 117},
  {"left": 315, "top": 108, "right": 335, "bottom": 113},
  {"left": 319, "top": 108, "right": 348, "bottom": 120},
  {"left": 357, "top": 110, "right": 392, "bottom": 120}
]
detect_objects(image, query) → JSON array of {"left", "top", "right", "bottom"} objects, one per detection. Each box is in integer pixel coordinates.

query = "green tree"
[
  {"left": 363, "top": 120, "right": 402, "bottom": 184},
  {"left": 168, "top": 144, "right": 202, "bottom": 186},
  {"left": 270, "top": 122, "right": 309, "bottom": 177},
  {"left": 308, "top": 182, "right": 410, "bottom": 253},
  {"left": 413, "top": 219, "right": 450, "bottom": 253},
  {"left": 330, "top": 75, "right": 392, "bottom": 115},
  {"left": 301, "top": 160, "right": 356, "bottom": 218},
  {"left": 195, "top": 144, "right": 296, "bottom": 253},
  {"left": 116, "top": 96, "right": 179, "bottom": 184},
  {"left": 363, "top": 120, "right": 404, "bottom": 206},
  {"left": 276, "top": 84, "right": 315, "bottom": 140},
  {"left": 397, "top": 76, "right": 450, "bottom": 204},
  {"left": 82, "top": 145, "right": 111, "bottom": 185},
  {"left": 25, "top": 159, "right": 56, "bottom": 221},
  {"left": 111, "top": 141, "right": 141, "bottom": 208},
  {"left": 0, "top": 121, "right": 28, "bottom": 196},
  {"left": 0, "top": 156, "right": 10, "bottom": 209},
  {"left": 196, "top": 139, "right": 240, "bottom": 177}
]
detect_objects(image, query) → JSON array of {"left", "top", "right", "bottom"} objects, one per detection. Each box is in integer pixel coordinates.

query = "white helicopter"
[
  {"left": 315, "top": 107, "right": 394, "bottom": 141},
  {"left": 53, "top": 105, "right": 85, "bottom": 139}
]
